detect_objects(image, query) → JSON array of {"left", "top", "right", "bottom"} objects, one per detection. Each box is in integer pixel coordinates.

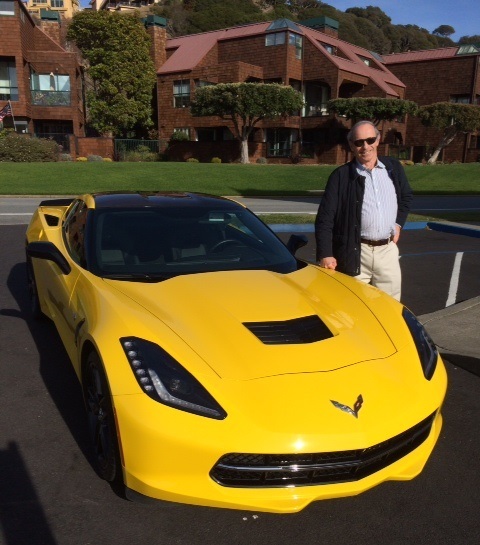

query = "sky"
[{"left": 328, "top": 1, "right": 479, "bottom": 41}]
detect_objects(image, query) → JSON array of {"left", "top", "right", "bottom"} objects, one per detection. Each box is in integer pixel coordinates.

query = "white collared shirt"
[{"left": 356, "top": 159, "right": 397, "bottom": 240}]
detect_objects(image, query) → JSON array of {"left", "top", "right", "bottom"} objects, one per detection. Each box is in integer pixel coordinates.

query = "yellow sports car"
[{"left": 25, "top": 192, "right": 447, "bottom": 513}]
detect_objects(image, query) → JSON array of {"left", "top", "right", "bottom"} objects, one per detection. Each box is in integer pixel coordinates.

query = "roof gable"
[{"left": 159, "top": 18, "right": 405, "bottom": 96}]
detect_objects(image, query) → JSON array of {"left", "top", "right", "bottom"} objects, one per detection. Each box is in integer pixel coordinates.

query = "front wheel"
[{"left": 82, "top": 351, "right": 122, "bottom": 483}]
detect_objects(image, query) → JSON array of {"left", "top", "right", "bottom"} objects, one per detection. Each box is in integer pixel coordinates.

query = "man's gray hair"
[{"left": 347, "top": 121, "right": 380, "bottom": 142}]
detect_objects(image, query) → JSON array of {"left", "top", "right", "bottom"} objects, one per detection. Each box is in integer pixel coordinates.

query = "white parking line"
[{"left": 446, "top": 252, "right": 464, "bottom": 307}]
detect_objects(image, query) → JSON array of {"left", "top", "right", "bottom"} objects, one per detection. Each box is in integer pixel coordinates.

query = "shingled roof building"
[
  {"left": 148, "top": 17, "right": 408, "bottom": 164},
  {"left": 0, "top": 0, "right": 85, "bottom": 151},
  {"left": 384, "top": 44, "right": 480, "bottom": 163}
]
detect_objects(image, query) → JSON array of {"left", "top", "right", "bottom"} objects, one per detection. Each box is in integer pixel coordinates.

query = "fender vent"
[{"left": 244, "top": 315, "right": 333, "bottom": 345}]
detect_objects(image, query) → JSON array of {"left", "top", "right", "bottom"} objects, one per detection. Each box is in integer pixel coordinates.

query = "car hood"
[{"left": 105, "top": 266, "right": 396, "bottom": 381}]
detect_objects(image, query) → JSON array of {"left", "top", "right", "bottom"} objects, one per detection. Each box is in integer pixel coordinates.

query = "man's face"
[{"left": 349, "top": 124, "right": 379, "bottom": 167}]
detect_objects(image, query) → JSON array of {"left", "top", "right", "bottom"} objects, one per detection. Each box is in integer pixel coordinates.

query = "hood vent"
[{"left": 244, "top": 315, "right": 333, "bottom": 345}]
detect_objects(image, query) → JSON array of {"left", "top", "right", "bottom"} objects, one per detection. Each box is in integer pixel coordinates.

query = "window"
[
  {"left": 289, "top": 33, "right": 303, "bottom": 60},
  {"left": 0, "top": 0, "right": 14, "bottom": 15},
  {"left": 358, "top": 55, "right": 371, "bottom": 66},
  {"left": 265, "top": 32, "right": 286, "bottom": 47},
  {"left": 173, "top": 79, "right": 190, "bottom": 108},
  {"left": 64, "top": 200, "right": 88, "bottom": 267},
  {"left": 0, "top": 60, "right": 18, "bottom": 101},
  {"left": 50, "top": 0, "right": 64, "bottom": 7},
  {"left": 450, "top": 95, "right": 471, "bottom": 104},
  {"left": 195, "top": 80, "right": 214, "bottom": 88},
  {"left": 173, "top": 127, "right": 190, "bottom": 139},
  {"left": 321, "top": 43, "right": 335, "bottom": 55},
  {"left": 30, "top": 71, "right": 71, "bottom": 106},
  {"left": 304, "top": 82, "right": 330, "bottom": 117},
  {"left": 266, "top": 129, "right": 296, "bottom": 158},
  {"left": 469, "top": 135, "right": 480, "bottom": 149}
]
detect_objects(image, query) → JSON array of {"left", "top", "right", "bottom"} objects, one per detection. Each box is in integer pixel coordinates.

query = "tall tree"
[
  {"left": 191, "top": 83, "right": 304, "bottom": 164},
  {"left": 416, "top": 102, "right": 480, "bottom": 164},
  {"left": 67, "top": 12, "right": 157, "bottom": 137},
  {"left": 433, "top": 25, "right": 455, "bottom": 37},
  {"left": 327, "top": 97, "right": 418, "bottom": 125}
]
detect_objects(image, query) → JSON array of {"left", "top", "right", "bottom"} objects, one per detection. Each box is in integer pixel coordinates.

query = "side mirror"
[
  {"left": 26, "top": 241, "right": 71, "bottom": 275},
  {"left": 286, "top": 234, "right": 308, "bottom": 255}
]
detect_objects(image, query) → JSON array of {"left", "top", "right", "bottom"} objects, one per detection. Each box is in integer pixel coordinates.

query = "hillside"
[{"left": 148, "top": 1, "right": 475, "bottom": 54}]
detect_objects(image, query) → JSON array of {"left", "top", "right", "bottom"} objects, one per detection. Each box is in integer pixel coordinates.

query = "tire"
[
  {"left": 82, "top": 351, "right": 122, "bottom": 483},
  {"left": 26, "top": 256, "right": 44, "bottom": 320}
]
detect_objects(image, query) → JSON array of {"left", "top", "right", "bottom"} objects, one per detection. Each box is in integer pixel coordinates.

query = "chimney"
[
  {"left": 38, "top": 9, "right": 62, "bottom": 45},
  {"left": 300, "top": 16, "right": 339, "bottom": 38},
  {"left": 144, "top": 15, "right": 168, "bottom": 71}
]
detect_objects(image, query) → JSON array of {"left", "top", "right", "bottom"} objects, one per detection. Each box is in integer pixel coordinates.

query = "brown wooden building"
[
  {"left": 384, "top": 45, "right": 480, "bottom": 163},
  {"left": 0, "top": 0, "right": 85, "bottom": 152},
  {"left": 149, "top": 17, "right": 408, "bottom": 164}
]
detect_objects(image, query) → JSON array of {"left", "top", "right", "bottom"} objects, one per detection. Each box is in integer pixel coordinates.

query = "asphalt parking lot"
[{"left": 1, "top": 223, "right": 480, "bottom": 545}]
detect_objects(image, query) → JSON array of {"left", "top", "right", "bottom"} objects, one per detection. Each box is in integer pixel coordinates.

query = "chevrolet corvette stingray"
[{"left": 25, "top": 192, "right": 447, "bottom": 513}]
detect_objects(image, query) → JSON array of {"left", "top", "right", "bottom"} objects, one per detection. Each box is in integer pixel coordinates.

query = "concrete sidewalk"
[
  {"left": 420, "top": 296, "right": 480, "bottom": 377},
  {"left": 419, "top": 220, "right": 480, "bottom": 376}
]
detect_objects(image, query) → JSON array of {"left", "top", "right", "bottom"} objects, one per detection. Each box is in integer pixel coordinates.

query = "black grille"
[
  {"left": 243, "top": 315, "right": 333, "bottom": 345},
  {"left": 210, "top": 412, "right": 436, "bottom": 487}
]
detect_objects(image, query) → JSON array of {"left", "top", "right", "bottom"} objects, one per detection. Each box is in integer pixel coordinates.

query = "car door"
[{"left": 39, "top": 200, "right": 88, "bottom": 364}]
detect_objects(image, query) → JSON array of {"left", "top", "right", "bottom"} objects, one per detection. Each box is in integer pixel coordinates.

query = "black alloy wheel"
[{"left": 82, "top": 351, "right": 122, "bottom": 483}]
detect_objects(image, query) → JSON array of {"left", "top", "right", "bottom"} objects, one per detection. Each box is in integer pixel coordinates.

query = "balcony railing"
[{"left": 31, "top": 90, "right": 71, "bottom": 107}]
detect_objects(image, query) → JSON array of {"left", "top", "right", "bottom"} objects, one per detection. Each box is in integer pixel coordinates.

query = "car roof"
[{"left": 89, "top": 192, "right": 244, "bottom": 210}]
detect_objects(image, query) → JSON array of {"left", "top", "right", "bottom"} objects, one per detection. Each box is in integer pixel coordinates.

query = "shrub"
[
  {"left": 401, "top": 160, "right": 414, "bottom": 166},
  {"left": 256, "top": 157, "right": 267, "bottom": 164},
  {"left": 87, "top": 154, "right": 104, "bottom": 162},
  {"left": 103, "top": 157, "right": 113, "bottom": 162},
  {"left": 170, "top": 131, "right": 189, "bottom": 142},
  {"left": 186, "top": 157, "right": 199, "bottom": 163},
  {"left": 123, "top": 146, "right": 158, "bottom": 162},
  {"left": 0, "top": 133, "right": 60, "bottom": 162},
  {"left": 211, "top": 157, "right": 222, "bottom": 163},
  {"left": 76, "top": 156, "right": 88, "bottom": 162},
  {"left": 60, "top": 153, "right": 73, "bottom": 162}
]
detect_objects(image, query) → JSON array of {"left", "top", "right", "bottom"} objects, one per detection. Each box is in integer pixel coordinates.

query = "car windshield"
[{"left": 89, "top": 206, "right": 298, "bottom": 280}]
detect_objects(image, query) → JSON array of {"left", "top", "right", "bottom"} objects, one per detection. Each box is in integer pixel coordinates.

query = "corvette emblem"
[{"left": 330, "top": 395, "right": 364, "bottom": 418}]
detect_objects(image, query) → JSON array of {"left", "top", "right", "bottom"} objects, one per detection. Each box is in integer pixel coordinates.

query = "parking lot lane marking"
[{"left": 446, "top": 252, "right": 464, "bottom": 307}]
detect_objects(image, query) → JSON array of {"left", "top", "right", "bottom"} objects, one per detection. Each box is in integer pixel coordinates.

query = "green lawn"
[{"left": 1, "top": 161, "right": 479, "bottom": 196}]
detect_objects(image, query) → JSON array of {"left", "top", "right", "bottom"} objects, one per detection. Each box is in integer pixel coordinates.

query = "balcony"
[{"left": 31, "top": 90, "right": 71, "bottom": 107}]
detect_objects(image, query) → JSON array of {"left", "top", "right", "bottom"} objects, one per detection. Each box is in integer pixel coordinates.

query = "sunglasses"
[{"left": 352, "top": 136, "right": 377, "bottom": 147}]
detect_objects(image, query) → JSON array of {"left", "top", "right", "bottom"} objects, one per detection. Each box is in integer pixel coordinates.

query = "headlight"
[
  {"left": 402, "top": 307, "right": 438, "bottom": 380},
  {"left": 120, "top": 337, "right": 227, "bottom": 420}
]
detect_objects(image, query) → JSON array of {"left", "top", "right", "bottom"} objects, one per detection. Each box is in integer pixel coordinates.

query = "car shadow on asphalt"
[{"left": 2, "top": 262, "right": 126, "bottom": 500}]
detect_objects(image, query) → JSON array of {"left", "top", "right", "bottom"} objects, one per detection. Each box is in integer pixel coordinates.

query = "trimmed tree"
[
  {"left": 190, "top": 83, "right": 304, "bottom": 164},
  {"left": 416, "top": 102, "right": 480, "bottom": 163},
  {"left": 327, "top": 97, "right": 418, "bottom": 125},
  {"left": 67, "top": 11, "right": 157, "bottom": 137}
]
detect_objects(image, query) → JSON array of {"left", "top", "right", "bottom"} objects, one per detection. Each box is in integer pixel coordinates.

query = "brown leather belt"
[{"left": 360, "top": 235, "right": 394, "bottom": 247}]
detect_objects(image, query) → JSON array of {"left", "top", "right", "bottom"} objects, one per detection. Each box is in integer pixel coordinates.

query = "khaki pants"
[{"left": 355, "top": 241, "right": 401, "bottom": 300}]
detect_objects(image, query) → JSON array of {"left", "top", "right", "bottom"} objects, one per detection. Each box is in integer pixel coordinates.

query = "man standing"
[{"left": 315, "top": 120, "right": 413, "bottom": 300}]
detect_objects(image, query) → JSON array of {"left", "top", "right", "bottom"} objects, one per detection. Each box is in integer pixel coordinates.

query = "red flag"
[{"left": 0, "top": 102, "right": 12, "bottom": 122}]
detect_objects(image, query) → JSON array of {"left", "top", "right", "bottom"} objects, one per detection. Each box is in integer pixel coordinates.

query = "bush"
[
  {"left": 170, "top": 131, "right": 189, "bottom": 142},
  {"left": 76, "top": 156, "right": 88, "bottom": 162},
  {"left": 87, "top": 154, "right": 104, "bottom": 162},
  {"left": 60, "top": 153, "right": 73, "bottom": 162},
  {"left": 256, "top": 157, "right": 267, "bottom": 164},
  {"left": 401, "top": 160, "right": 414, "bottom": 166},
  {"left": 0, "top": 133, "right": 60, "bottom": 162},
  {"left": 103, "top": 157, "right": 113, "bottom": 162},
  {"left": 186, "top": 157, "right": 199, "bottom": 163},
  {"left": 123, "top": 146, "right": 158, "bottom": 162},
  {"left": 211, "top": 157, "right": 222, "bottom": 163}
]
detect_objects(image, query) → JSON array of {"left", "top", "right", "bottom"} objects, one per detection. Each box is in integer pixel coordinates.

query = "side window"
[{"left": 63, "top": 200, "right": 88, "bottom": 266}]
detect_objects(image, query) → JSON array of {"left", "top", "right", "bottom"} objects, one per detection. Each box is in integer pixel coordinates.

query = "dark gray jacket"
[{"left": 314, "top": 156, "right": 413, "bottom": 276}]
